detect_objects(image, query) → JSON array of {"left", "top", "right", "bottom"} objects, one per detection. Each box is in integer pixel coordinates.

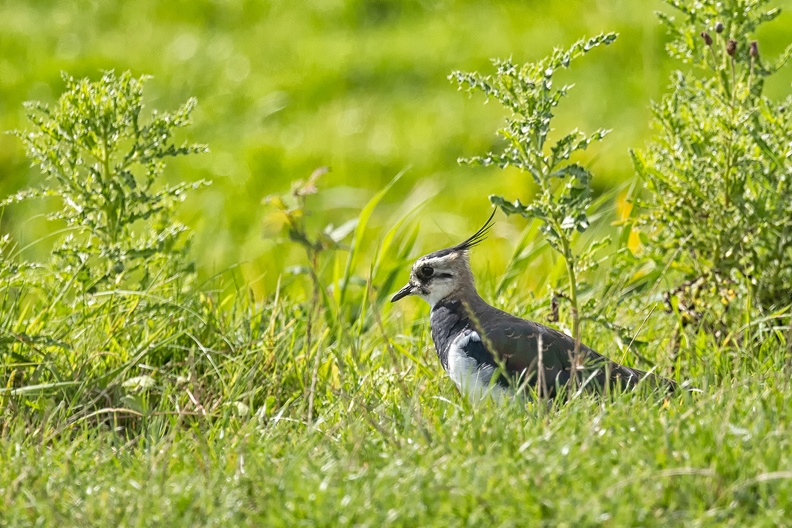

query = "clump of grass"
[{"left": 0, "top": 71, "right": 217, "bottom": 433}]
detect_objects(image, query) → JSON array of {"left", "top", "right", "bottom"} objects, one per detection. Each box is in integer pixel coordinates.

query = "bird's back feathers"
[{"left": 430, "top": 295, "right": 676, "bottom": 398}]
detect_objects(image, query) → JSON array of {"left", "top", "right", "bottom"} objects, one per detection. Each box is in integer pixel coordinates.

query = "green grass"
[
  {"left": 2, "top": 246, "right": 791, "bottom": 524},
  {"left": 3, "top": 348, "right": 792, "bottom": 525}
]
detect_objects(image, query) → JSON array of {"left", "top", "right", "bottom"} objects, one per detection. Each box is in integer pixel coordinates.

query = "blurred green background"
[{"left": 1, "top": 0, "right": 790, "bottom": 298}]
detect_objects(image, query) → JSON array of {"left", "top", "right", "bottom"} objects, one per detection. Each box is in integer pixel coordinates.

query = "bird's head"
[{"left": 390, "top": 210, "right": 496, "bottom": 308}]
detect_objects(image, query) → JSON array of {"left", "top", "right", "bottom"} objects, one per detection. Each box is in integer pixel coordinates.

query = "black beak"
[{"left": 390, "top": 283, "right": 415, "bottom": 302}]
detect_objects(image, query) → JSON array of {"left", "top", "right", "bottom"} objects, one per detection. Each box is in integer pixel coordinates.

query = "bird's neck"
[
  {"left": 432, "top": 278, "right": 479, "bottom": 306},
  {"left": 429, "top": 290, "right": 487, "bottom": 347},
  {"left": 429, "top": 298, "right": 468, "bottom": 371}
]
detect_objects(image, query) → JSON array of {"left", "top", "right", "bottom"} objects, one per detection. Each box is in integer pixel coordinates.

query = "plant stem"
[
  {"left": 786, "top": 316, "right": 792, "bottom": 371},
  {"left": 557, "top": 223, "right": 582, "bottom": 365},
  {"left": 101, "top": 129, "right": 117, "bottom": 244},
  {"left": 724, "top": 58, "right": 737, "bottom": 207},
  {"left": 306, "top": 249, "right": 321, "bottom": 425}
]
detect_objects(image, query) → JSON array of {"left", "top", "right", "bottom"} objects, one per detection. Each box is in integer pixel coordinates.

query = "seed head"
[
  {"left": 701, "top": 32, "right": 713, "bottom": 46},
  {"left": 750, "top": 41, "right": 759, "bottom": 58},
  {"left": 726, "top": 39, "right": 737, "bottom": 57},
  {"left": 715, "top": 22, "right": 724, "bottom": 34}
]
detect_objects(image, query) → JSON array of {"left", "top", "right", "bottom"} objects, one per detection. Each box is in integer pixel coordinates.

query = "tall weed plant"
[
  {"left": 451, "top": 34, "right": 617, "bottom": 359},
  {"left": 4, "top": 71, "right": 208, "bottom": 294}
]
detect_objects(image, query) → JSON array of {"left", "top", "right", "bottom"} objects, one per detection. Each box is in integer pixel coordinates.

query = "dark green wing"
[{"left": 473, "top": 303, "right": 671, "bottom": 393}]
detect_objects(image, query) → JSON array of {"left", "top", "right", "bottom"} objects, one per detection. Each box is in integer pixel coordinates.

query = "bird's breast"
[{"left": 446, "top": 329, "right": 511, "bottom": 402}]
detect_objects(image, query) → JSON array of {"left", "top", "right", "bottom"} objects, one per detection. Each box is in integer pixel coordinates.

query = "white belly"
[{"left": 446, "top": 330, "right": 511, "bottom": 402}]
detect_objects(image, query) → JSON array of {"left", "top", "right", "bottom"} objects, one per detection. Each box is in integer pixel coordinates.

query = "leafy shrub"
[
  {"left": 632, "top": 0, "right": 792, "bottom": 319},
  {"left": 4, "top": 71, "right": 208, "bottom": 294}
]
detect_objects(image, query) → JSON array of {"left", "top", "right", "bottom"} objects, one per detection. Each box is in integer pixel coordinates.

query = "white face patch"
[
  {"left": 418, "top": 253, "right": 459, "bottom": 268},
  {"left": 411, "top": 254, "right": 462, "bottom": 308},
  {"left": 446, "top": 330, "right": 512, "bottom": 402},
  {"left": 418, "top": 278, "right": 456, "bottom": 308}
]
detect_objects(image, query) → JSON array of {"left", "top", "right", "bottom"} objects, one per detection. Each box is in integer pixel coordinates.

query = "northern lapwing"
[{"left": 391, "top": 211, "right": 676, "bottom": 400}]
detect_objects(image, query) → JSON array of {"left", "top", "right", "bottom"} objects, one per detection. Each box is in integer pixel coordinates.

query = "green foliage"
[
  {"left": 451, "top": 34, "right": 617, "bottom": 349},
  {"left": 264, "top": 167, "right": 406, "bottom": 315},
  {"left": 0, "top": 71, "right": 216, "bottom": 429},
  {"left": 633, "top": 0, "right": 792, "bottom": 319},
  {"left": 264, "top": 166, "right": 355, "bottom": 316},
  {"left": 4, "top": 71, "right": 208, "bottom": 293}
]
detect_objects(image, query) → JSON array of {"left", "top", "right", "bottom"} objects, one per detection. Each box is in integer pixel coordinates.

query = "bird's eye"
[{"left": 420, "top": 266, "right": 434, "bottom": 278}]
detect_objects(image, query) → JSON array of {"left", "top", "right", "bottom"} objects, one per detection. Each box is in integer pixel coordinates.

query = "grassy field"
[
  {"left": 4, "top": 378, "right": 792, "bottom": 526},
  {"left": 2, "top": 0, "right": 792, "bottom": 526}
]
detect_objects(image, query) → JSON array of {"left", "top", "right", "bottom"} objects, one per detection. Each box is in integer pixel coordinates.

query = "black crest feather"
[
  {"left": 452, "top": 208, "right": 497, "bottom": 252},
  {"left": 421, "top": 209, "right": 497, "bottom": 260}
]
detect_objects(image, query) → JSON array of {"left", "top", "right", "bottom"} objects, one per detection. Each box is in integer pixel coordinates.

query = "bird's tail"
[{"left": 611, "top": 363, "right": 679, "bottom": 393}]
